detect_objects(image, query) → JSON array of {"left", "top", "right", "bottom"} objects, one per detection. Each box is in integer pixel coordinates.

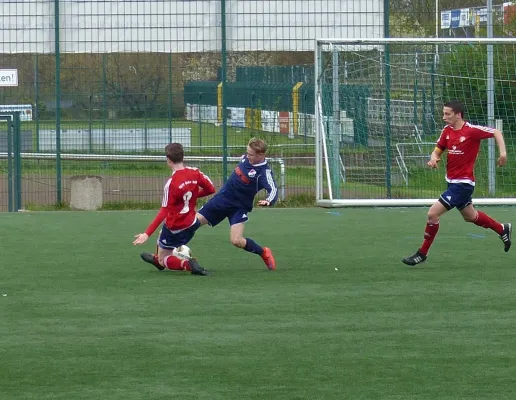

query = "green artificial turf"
[{"left": 1, "top": 208, "right": 516, "bottom": 399}]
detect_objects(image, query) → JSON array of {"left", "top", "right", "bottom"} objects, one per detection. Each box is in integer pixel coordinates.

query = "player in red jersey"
[
  {"left": 403, "top": 100, "right": 512, "bottom": 266},
  {"left": 133, "top": 143, "right": 215, "bottom": 275}
]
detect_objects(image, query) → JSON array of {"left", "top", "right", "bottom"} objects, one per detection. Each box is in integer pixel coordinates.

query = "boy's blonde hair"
[{"left": 248, "top": 137, "right": 268, "bottom": 154}]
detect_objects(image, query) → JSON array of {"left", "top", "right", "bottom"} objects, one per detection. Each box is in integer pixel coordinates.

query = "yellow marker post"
[
  {"left": 292, "top": 82, "right": 303, "bottom": 135},
  {"left": 217, "top": 82, "right": 223, "bottom": 124}
]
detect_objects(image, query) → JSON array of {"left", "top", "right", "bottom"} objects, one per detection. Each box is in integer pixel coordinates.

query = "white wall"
[{"left": 1, "top": 0, "right": 384, "bottom": 53}]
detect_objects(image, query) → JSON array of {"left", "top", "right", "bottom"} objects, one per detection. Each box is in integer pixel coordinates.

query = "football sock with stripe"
[
  {"left": 163, "top": 255, "right": 190, "bottom": 271},
  {"left": 243, "top": 238, "right": 263, "bottom": 255},
  {"left": 473, "top": 211, "right": 504, "bottom": 235},
  {"left": 419, "top": 221, "right": 440, "bottom": 256}
]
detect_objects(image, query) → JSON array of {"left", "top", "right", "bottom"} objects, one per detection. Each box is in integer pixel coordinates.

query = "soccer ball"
[{"left": 173, "top": 245, "right": 192, "bottom": 260}]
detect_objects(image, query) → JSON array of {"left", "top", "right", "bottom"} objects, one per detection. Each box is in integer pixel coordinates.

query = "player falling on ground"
[
  {"left": 133, "top": 143, "right": 215, "bottom": 275},
  {"left": 196, "top": 137, "right": 278, "bottom": 270},
  {"left": 403, "top": 100, "right": 512, "bottom": 266}
]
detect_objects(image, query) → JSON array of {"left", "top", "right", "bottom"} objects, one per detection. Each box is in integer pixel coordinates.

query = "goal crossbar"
[{"left": 316, "top": 38, "right": 516, "bottom": 46}]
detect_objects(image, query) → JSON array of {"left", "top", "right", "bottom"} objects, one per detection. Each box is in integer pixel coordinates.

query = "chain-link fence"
[{"left": 2, "top": 1, "right": 513, "bottom": 210}]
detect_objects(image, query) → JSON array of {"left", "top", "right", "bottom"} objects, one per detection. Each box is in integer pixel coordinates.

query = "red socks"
[
  {"left": 418, "top": 211, "right": 503, "bottom": 256},
  {"left": 419, "top": 222, "right": 440, "bottom": 256},
  {"left": 163, "top": 255, "right": 191, "bottom": 271},
  {"left": 473, "top": 211, "right": 504, "bottom": 235}
]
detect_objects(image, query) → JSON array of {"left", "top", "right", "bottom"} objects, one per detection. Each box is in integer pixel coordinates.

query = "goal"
[{"left": 314, "top": 38, "right": 516, "bottom": 207}]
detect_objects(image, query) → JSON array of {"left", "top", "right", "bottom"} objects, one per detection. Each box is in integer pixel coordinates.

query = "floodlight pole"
[
  {"left": 384, "top": 0, "right": 392, "bottom": 198},
  {"left": 331, "top": 49, "right": 341, "bottom": 194},
  {"left": 221, "top": 0, "right": 228, "bottom": 182},
  {"left": 487, "top": 0, "right": 496, "bottom": 195},
  {"left": 54, "top": 0, "right": 62, "bottom": 204},
  {"left": 435, "top": 0, "right": 440, "bottom": 58}
]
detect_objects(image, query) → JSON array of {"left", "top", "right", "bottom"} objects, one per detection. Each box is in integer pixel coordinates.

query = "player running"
[{"left": 403, "top": 100, "right": 511, "bottom": 266}]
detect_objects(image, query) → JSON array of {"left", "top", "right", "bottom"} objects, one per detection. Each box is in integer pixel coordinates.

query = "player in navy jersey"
[
  {"left": 133, "top": 143, "right": 216, "bottom": 275},
  {"left": 403, "top": 100, "right": 511, "bottom": 266},
  {"left": 196, "top": 137, "right": 278, "bottom": 270}
]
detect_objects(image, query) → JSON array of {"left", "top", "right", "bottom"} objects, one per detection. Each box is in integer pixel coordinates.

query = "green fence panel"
[
  {"left": 299, "top": 84, "right": 371, "bottom": 146},
  {"left": 184, "top": 81, "right": 219, "bottom": 106},
  {"left": 234, "top": 65, "right": 315, "bottom": 84},
  {"left": 225, "top": 82, "right": 294, "bottom": 111}
]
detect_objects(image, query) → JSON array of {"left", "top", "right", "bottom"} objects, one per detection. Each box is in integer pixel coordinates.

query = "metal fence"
[
  {"left": 0, "top": 0, "right": 388, "bottom": 210},
  {"left": 3, "top": 1, "right": 501, "bottom": 210}
]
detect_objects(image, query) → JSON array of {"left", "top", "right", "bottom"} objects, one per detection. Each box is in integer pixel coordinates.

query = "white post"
[
  {"left": 314, "top": 41, "right": 323, "bottom": 200},
  {"left": 319, "top": 93, "right": 334, "bottom": 201}
]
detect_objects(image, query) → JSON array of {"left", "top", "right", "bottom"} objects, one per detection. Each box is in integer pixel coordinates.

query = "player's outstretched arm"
[
  {"left": 133, "top": 233, "right": 149, "bottom": 245},
  {"left": 133, "top": 207, "right": 167, "bottom": 245},
  {"left": 493, "top": 130, "right": 507, "bottom": 166}
]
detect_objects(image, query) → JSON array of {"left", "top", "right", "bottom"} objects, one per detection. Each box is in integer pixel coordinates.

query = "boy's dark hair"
[
  {"left": 444, "top": 100, "right": 465, "bottom": 119},
  {"left": 165, "top": 143, "right": 184, "bottom": 163}
]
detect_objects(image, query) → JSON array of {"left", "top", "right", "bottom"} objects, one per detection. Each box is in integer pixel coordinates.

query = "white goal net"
[{"left": 315, "top": 38, "right": 516, "bottom": 207}]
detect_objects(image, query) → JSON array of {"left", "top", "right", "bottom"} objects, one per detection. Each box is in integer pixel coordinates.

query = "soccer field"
[{"left": 1, "top": 208, "right": 516, "bottom": 399}]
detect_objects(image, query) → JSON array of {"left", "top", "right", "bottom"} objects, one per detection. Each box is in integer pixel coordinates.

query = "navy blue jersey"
[{"left": 218, "top": 155, "right": 278, "bottom": 211}]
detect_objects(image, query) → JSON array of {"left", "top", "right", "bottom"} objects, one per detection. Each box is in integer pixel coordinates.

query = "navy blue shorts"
[
  {"left": 157, "top": 224, "right": 196, "bottom": 250},
  {"left": 439, "top": 183, "right": 474, "bottom": 211},
  {"left": 198, "top": 195, "right": 249, "bottom": 227}
]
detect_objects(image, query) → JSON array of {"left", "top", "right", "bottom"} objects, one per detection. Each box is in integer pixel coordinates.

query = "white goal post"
[{"left": 314, "top": 37, "right": 516, "bottom": 207}]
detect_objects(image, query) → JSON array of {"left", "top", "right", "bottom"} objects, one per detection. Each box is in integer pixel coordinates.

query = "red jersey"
[
  {"left": 144, "top": 167, "right": 215, "bottom": 236},
  {"left": 161, "top": 167, "right": 215, "bottom": 232},
  {"left": 436, "top": 122, "right": 494, "bottom": 186}
]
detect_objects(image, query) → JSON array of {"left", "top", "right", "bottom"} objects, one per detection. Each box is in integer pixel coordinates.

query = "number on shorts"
[{"left": 180, "top": 191, "right": 192, "bottom": 214}]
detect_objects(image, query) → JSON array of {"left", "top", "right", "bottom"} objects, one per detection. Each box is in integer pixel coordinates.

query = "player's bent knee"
[
  {"left": 427, "top": 214, "right": 440, "bottom": 224},
  {"left": 427, "top": 209, "right": 444, "bottom": 224},
  {"left": 230, "top": 236, "right": 245, "bottom": 248},
  {"left": 158, "top": 248, "right": 174, "bottom": 266},
  {"left": 462, "top": 213, "right": 476, "bottom": 223},
  {"left": 196, "top": 213, "right": 209, "bottom": 226}
]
